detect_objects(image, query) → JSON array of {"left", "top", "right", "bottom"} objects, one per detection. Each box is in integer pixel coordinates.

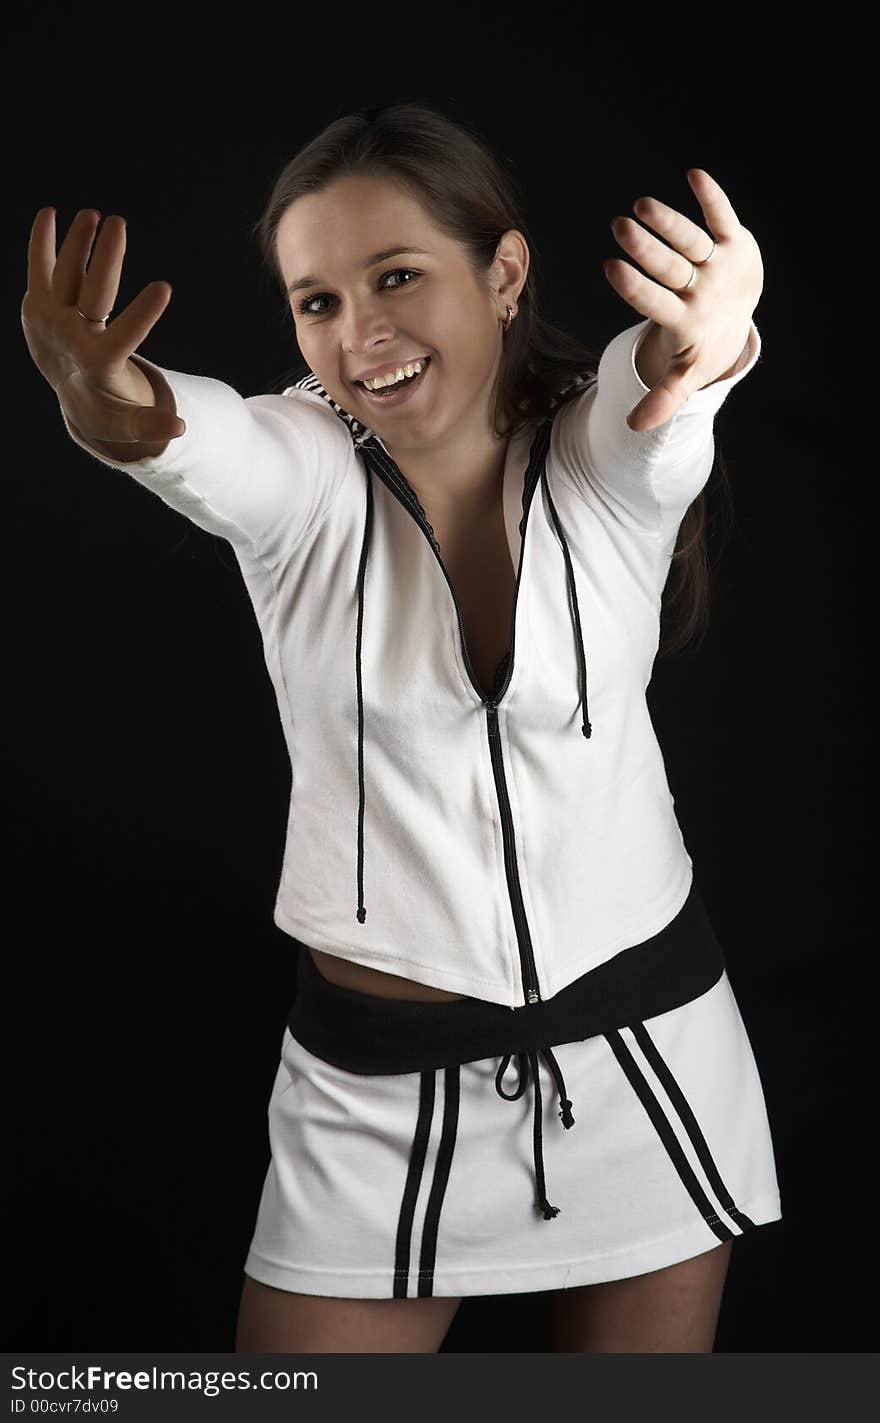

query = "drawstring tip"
[
  {"left": 581, "top": 719, "right": 592, "bottom": 738},
  {"left": 356, "top": 906, "right": 366, "bottom": 924},
  {"left": 559, "top": 1099, "right": 575, "bottom": 1128},
  {"left": 538, "top": 1199, "right": 562, "bottom": 1220}
]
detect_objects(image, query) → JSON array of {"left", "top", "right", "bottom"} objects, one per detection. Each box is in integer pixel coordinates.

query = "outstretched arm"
[{"left": 23, "top": 207, "right": 352, "bottom": 558}]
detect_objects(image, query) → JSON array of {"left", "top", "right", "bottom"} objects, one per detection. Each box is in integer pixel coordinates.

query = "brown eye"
[{"left": 297, "top": 268, "right": 421, "bottom": 317}]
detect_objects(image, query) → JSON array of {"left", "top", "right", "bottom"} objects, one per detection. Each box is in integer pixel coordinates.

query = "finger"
[
  {"left": 685, "top": 168, "right": 741, "bottom": 240},
  {"left": 88, "top": 280, "right": 174, "bottom": 368},
  {"left": 62, "top": 390, "right": 185, "bottom": 447},
  {"left": 52, "top": 208, "right": 102, "bottom": 307},
  {"left": 27, "top": 207, "right": 57, "bottom": 296},
  {"left": 611, "top": 215, "right": 695, "bottom": 295},
  {"left": 78, "top": 214, "right": 126, "bottom": 324},
  {"left": 603, "top": 258, "right": 684, "bottom": 330},
  {"left": 630, "top": 194, "right": 718, "bottom": 265}
]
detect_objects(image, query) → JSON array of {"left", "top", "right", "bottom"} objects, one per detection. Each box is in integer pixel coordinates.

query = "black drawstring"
[
  {"left": 540, "top": 462, "right": 593, "bottom": 740},
  {"left": 495, "top": 1047, "right": 576, "bottom": 1219},
  {"left": 283, "top": 378, "right": 593, "bottom": 937},
  {"left": 353, "top": 462, "right": 374, "bottom": 925},
  {"left": 351, "top": 424, "right": 592, "bottom": 927}
]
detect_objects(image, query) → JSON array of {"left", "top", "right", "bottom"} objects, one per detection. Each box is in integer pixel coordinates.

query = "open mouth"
[{"left": 356, "top": 357, "right": 431, "bottom": 406}]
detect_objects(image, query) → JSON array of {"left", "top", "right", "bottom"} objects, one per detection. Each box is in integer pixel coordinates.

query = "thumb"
[{"left": 627, "top": 373, "right": 691, "bottom": 432}]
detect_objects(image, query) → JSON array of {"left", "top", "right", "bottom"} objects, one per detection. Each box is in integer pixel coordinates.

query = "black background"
[{"left": 4, "top": 12, "right": 869, "bottom": 1352}]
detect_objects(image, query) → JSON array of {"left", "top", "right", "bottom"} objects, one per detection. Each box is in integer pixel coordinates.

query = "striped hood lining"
[{"left": 287, "top": 370, "right": 377, "bottom": 448}]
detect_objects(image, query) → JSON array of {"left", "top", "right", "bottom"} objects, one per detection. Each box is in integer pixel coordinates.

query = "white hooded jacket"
[{"left": 61, "top": 316, "right": 761, "bottom": 1009}]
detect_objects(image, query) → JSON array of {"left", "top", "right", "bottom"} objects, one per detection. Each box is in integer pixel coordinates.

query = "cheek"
[
  {"left": 293, "top": 321, "right": 316, "bottom": 355},
  {"left": 296, "top": 329, "right": 331, "bottom": 380},
  {"left": 430, "top": 296, "right": 491, "bottom": 364},
  {"left": 444, "top": 315, "right": 499, "bottom": 390}
]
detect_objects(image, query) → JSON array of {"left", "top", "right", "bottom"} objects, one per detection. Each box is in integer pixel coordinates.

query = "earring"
[{"left": 502, "top": 304, "right": 515, "bottom": 332}]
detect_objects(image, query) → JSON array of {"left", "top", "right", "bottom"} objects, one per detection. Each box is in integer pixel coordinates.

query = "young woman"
[{"left": 22, "top": 102, "right": 780, "bottom": 1353}]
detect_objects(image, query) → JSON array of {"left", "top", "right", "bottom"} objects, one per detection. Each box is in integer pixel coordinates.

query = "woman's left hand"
[{"left": 604, "top": 168, "right": 764, "bottom": 433}]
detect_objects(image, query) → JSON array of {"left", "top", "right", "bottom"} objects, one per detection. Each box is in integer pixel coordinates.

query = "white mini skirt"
[{"left": 243, "top": 885, "right": 782, "bottom": 1299}]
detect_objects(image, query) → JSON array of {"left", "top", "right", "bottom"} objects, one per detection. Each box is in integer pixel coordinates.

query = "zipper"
[
  {"left": 360, "top": 428, "right": 549, "bottom": 1007},
  {"left": 482, "top": 446, "right": 545, "bottom": 1005},
  {"left": 484, "top": 701, "right": 541, "bottom": 1003}
]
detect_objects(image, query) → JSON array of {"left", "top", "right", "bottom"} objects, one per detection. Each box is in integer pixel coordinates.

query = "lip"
[
  {"left": 355, "top": 356, "right": 431, "bottom": 409},
  {"left": 354, "top": 356, "right": 430, "bottom": 383}
]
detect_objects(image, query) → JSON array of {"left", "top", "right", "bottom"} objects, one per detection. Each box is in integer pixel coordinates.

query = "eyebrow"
[{"left": 285, "top": 247, "right": 432, "bottom": 296}]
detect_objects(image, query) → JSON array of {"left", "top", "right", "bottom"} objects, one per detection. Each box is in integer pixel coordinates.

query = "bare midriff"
[{"left": 307, "top": 947, "right": 471, "bottom": 1001}]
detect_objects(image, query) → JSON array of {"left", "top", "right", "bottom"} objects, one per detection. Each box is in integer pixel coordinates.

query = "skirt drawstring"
[{"left": 494, "top": 1046, "right": 575, "bottom": 1219}]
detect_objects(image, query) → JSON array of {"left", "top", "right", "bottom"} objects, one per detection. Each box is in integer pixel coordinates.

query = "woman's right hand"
[{"left": 21, "top": 207, "right": 187, "bottom": 445}]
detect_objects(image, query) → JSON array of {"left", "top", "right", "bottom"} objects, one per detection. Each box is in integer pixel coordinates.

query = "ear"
[{"left": 493, "top": 229, "right": 530, "bottom": 305}]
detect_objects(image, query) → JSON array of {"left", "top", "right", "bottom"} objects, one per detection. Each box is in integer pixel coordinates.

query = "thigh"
[
  {"left": 551, "top": 1239, "right": 733, "bottom": 1353},
  {"left": 235, "top": 1273, "right": 461, "bottom": 1353}
]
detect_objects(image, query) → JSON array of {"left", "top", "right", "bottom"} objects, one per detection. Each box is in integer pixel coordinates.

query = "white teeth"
[{"left": 363, "top": 359, "right": 425, "bottom": 391}]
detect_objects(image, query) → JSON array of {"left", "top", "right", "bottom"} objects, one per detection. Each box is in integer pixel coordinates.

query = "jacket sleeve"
[
  {"left": 551, "top": 316, "right": 762, "bottom": 550},
  {"left": 58, "top": 351, "right": 356, "bottom": 561}
]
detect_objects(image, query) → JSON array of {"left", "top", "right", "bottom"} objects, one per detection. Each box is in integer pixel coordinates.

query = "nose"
[{"left": 340, "top": 301, "right": 398, "bottom": 357}]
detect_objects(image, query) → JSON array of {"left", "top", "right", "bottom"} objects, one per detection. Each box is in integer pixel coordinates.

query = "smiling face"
[{"left": 274, "top": 172, "right": 528, "bottom": 476}]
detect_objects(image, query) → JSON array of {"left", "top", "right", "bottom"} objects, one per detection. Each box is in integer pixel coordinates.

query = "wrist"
[{"left": 633, "top": 322, "right": 670, "bottom": 390}]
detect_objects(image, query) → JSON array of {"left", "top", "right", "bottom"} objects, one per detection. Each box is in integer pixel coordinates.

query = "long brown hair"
[{"left": 248, "top": 101, "right": 732, "bottom": 659}]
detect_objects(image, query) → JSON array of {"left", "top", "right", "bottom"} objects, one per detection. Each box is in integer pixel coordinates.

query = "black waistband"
[{"left": 285, "top": 877, "right": 726, "bottom": 1075}]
